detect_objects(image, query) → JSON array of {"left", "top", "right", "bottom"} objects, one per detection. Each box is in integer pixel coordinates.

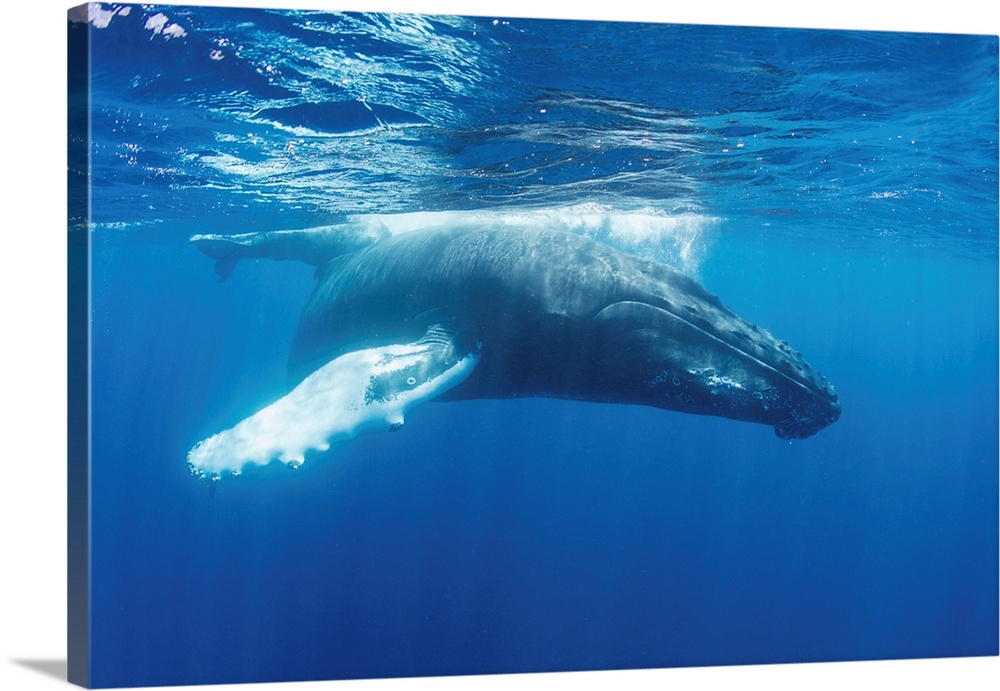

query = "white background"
[{"left": 1, "top": 1, "right": 997, "bottom": 690}]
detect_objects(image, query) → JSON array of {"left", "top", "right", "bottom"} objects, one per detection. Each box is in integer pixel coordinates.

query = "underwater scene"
[{"left": 69, "top": 4, "right": 998, "bottom": 688}]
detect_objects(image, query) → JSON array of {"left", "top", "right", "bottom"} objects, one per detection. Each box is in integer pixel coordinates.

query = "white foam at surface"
[
  {"left": 144, "top": 13, "right": 186, "bottom": 39},
  {"left": 162, "top": 23, "right": 187, "bottom": 40},
  {"left": 144, "top": 14, "right": 168, "bottom": 34},
  {"left": 188, "top": 343, "right": 478, "bottom": 477},
  {"left": 348, "top": 205, "right": 717, "bottom": 275},
  {"left": 86, "top": 3, "right": 121, "bottom": 29}
]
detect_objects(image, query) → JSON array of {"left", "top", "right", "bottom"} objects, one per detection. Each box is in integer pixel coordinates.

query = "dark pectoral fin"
[{"left": 214, "top": 256, "right": 240, "bottom": 281}]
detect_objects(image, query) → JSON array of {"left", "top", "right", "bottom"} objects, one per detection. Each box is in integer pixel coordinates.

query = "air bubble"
[{"left": 406, "top": 376, "right": 416, "bottom": 385}]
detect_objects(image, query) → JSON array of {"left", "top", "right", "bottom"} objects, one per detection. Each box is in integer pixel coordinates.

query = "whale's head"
[{"left": 595, "top": 292, "right": 840, "bottom": 439}]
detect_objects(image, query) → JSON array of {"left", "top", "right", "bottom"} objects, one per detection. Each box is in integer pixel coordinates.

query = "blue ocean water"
[{"left": 71, "top": 5, "right": 998, "bottom": 687}]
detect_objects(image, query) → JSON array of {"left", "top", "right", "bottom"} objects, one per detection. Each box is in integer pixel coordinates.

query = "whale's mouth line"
[
  {"left": 640, "top": 302, "right": 838, "bottom": 404},
  {"left": 678, "top": 320, "right": 841, "bottom": 437}
]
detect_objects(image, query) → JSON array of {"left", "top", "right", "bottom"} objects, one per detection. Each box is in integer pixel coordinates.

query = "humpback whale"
[{"left": 187, "top": 224, "right": 840, "bottom": 478}]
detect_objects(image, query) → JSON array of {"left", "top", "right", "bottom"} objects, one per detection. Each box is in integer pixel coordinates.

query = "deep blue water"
[{"left": 72, "top": 4, "right": 998, "bottom": 688}]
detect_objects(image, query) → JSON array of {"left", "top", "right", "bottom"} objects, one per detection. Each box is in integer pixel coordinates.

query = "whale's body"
[{"left": 188, "top": 224, "right": 840, "bottom": 478}]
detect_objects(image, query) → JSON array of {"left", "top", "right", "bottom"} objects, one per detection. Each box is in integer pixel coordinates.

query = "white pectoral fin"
[{"left": 187, "top": 333, "right": 479, "bottom": 479}]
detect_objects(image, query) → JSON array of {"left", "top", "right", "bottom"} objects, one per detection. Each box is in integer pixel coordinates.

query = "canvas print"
[{"left": 67, "top": 3, "right": 998, "bottom": 688}]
